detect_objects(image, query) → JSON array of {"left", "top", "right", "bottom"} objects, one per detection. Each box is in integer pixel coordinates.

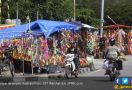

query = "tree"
[
  {"left": 1, "top": 0, "right": 132, "bottom": 26},
  {"left": 76, "top": 8, "right": 99, "bottom": 26},
  {"left": 105, "top": 1, "right": 132, "bottom": 25},
  {"left": 41, "top": 0, "right": 73, "bottom": 21},
  {"left": 6, "top": 0, "right": 73, "bottom": 23},
  {"left": 76, "top": 0, "right": 100, "bottom": 26}
]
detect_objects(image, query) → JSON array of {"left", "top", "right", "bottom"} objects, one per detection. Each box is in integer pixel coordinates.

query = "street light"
[{"left": 100, "top": 0, "right": 104, "bottom": 37}]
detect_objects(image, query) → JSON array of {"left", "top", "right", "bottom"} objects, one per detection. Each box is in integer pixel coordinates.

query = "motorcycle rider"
[
  {"left": 104, "top": 38, "right": 123, "bottom": 75},
  {"left": 67, "top": 42, "right": 80, "bottom": 72}
]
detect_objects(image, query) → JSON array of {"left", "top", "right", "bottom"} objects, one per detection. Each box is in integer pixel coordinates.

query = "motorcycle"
[
  {"left": 64, "top": 54, "right": 78, "bottom": 79},
  {"left": 0, "top": 47, "right": 15, "bottom": 77},
  {"left": 103, "top": 59, "right": 120, "bottom": 81},
  {"left": 0, "top": 57, "right": 15, "bottom": 77}
]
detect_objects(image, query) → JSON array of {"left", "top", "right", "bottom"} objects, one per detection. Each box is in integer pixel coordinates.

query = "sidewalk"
[
  {"left": 93, "top": 58, "right": 104, "bottom": 69},
  {"left": 125, "top": 55, "right": 132, "bottom": 60}
]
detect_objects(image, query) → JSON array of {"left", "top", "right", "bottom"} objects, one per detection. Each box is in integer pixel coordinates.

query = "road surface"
[{"left": 0, "top": 55, "right": 131, "bottom": 90}]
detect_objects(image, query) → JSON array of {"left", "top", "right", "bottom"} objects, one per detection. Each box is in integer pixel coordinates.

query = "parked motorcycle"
[
  {"left": 0, "top": 57, "right": 15, "bottom": 77},
  {"left": 64, "top": 54, "right": 78, "bottom": 79},
  {"left": 0, "top": 47, "right": 15, "bottom": 77}
]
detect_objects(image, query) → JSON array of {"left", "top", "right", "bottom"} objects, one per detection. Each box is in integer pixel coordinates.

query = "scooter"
[
  {"left": 104, "top": 59, "right": 120, "bottom": 81},
  {"left": 64, "top": 54, "right": 78, "bottom": 79}
]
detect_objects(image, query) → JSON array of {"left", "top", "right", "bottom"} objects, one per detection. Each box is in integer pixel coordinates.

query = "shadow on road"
[{"left": 93, "top": 79, "right": 113, "bottom": 82}]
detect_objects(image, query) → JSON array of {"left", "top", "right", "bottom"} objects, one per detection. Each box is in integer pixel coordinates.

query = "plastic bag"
[
  {"left": 102, "top": 60, "right": 109, "bottom": 70},
  {"left": 86, "top": 56, "right": 94, "bottom": 63}
]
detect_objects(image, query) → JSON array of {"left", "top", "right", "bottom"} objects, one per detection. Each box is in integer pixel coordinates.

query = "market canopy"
[
  {"left": 82, "top": 24, "right": 96, "bottom": 29},
  {"left": 69, "top": 21, "right": 97, "bottom": 29},
  {"left": 0, "top": 24, "right": 16, "bottom": 30},
  {"left": 0, "top": 20, "right": 79, "bottom": 40},
  {"left": 104, "top": 24, "right": 132, "bottom": 29}
]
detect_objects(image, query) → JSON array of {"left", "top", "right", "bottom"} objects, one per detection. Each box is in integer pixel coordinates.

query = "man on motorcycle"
[
  {"left": 104, "top": 38, "right": 123, "bottom": 75},
  {"left": 67, "top": 42, "right": 80, "bottom": 72}
]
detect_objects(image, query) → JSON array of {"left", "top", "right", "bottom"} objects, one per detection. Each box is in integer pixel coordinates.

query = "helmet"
[
  {"left": 109, "top": 38, "right": 115, "bottom": 46},
  {"left": 70, "top": 42, "right": 76, "bottom": 48}
]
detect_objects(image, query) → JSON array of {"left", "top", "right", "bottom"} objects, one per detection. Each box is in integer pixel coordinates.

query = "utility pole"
[
  {"left": 16, "top": 2, "right": 19, "bottom": 25},
  {"left": 36, "top": 4, "right": 39, "bottom": 20},
  {"left": 0, "top": 0, "right": 1, "bottom": 24},
  {"left": 73, "top": 0, "right": 76, "bottom": 21},
  {"left": 7, "top": 0, "right": 10, "bottom": 19},
  {"left": 100, "top": 0, "right": 104, "bottom": 37},
  {"left": 36, "top": 10, "right": 39, "bottom": 20}
]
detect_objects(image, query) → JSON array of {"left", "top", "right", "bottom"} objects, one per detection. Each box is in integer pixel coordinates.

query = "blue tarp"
[{"left": 0, "top": 20, "right": 79, "bottom": 40}]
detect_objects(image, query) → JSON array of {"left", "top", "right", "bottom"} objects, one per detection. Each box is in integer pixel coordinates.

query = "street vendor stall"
[
  {"left": 69, "top": 21, "right": 99, "bottom": 57},
  {"left": 0, "top": 24, "right": 16, "bottom": 30},
  {"left": 0, "top": 20, "right": 79, "bottom": 74},
  {"left": 104, "top": 24, "right": 132, "bottom": 55},
  {"left": 0, "top": 20, "right": 99, "bottom": 74}
]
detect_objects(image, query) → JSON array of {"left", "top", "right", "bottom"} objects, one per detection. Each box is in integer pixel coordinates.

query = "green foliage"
[
  {"left": 76, "top": 8, "right": 99, "bottom": 27},
  {"left": 1, "top": 0, "right": 132, "bottom": 26},
  {"left": 76, "top": 8, "right": 94, "bottom": 24},
  {"left": 105, "top": 1, "right": 132, "bottom": 25},
  {"left": 3, "top": 0, "right": 73, "bottom": 22},
  {"left": 76, "top": 0, "right": 100, "bottom": 26},
  {"left": 41, "top": 0, "right": 73, "bottom": 21}
]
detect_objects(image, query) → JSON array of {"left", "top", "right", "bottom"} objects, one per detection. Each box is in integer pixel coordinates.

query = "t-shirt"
[
  {"left": 67, "top": 47, "right": 79, "bottom": 59},
  {"left": 105, "top": 46, "right": 119, "bottom": 59}
]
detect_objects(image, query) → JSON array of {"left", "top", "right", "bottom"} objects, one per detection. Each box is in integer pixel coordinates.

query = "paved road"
[
  {"left": 0, "top": 77, "right": 115, "bottom": 90},
  {"left": 79, "top": 55, "right": 132, "bottom": 77},
  {"left": 0, "top": 55, "right": 131, "bottom": 90}
]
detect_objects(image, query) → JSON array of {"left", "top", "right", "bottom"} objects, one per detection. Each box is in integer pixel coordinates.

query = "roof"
[{"left": 104, "top": 24, "right": 132, "bottom": 29}]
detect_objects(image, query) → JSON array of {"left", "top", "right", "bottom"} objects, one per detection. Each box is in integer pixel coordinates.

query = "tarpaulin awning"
[
  {"left": 0, "top": 20, "right": 79, "bottom": 40},
  {"left": 82, "top": 24, "right": 96, "bottom": 29},
  {"left": 69, "top": 21, "right": 97, "bottom": 29},
  {"left": 104, "top": 24, "right": 132, "bottom": 29},
  {"left": 0, "top": 24, "right": 16, "bottom": 30},
  {"left": 35, "top": 20, "right": 79, "bottom": 37}
]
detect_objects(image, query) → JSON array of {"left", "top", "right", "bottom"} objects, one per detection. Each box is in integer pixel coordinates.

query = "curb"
[
  {"left": 0, "top": 76, "right": 49, "bottom": 82},
  {"left": 0, "top": 67, "right": 102, "bottom": 82},
  {"left": 0, "top": 73, "right": 65, "bottom": 82}
]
